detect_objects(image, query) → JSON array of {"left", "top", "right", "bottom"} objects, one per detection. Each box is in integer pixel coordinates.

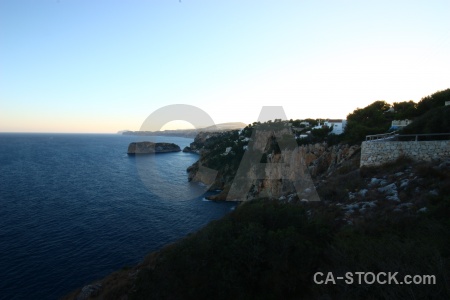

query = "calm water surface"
[{"left": 0, "top": 133, "right": 235, "bottom": 300}]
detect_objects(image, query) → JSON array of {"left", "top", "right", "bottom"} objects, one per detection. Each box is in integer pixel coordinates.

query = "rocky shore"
[{"left": 63, "top": 152, "right": 450, "bottom": 300}]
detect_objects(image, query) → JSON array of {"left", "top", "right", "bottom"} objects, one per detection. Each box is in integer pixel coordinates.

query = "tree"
[
  {"left": 393, "top": 100, "right": 418, "bottom": 120},
  {"left": 344, "top": 101, "right": 392, "bottom": 143},
  {"left": 311, "top": 125, "right": 332, "bottom": 139},
  {"left": 416, "top": 89, "right": 450, "bottom": 116},
  {"left": 402, "top": 106, "right": 450, "bottom": 135},
  {"left": 304, "top": 118, "right": 319, "bottom": 127}
]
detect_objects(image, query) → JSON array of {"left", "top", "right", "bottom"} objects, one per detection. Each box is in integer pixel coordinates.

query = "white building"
[
  {"left": 300, "top": 121, "right": 310, "bottom": 127},
  {"left": 389, "top": 119, "right": 412, "bottom": 131},
  {"left": 391, "top": 119, "right": 412, "bottom": 126},
  {"left": 323, "top": 119, "right": 347, "bottom": 135}
]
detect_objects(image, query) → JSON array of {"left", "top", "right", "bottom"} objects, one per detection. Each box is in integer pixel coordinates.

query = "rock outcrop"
[
  {"left": 75, "top": 284, "right": 102, "bottom": 300},
  {"left": 186, "top": 128, "right": 361, "bottom": 201},
  {"left": 63, "top": 143, "right": 450, "bottom": 300},
  {"left": 298, "top": 143, "right": 360, "bottom": 177},
  {"left": 127, "top": 142, "right": 181, "bottom": 154}
]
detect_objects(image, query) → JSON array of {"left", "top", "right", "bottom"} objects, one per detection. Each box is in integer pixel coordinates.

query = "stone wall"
[{"left": 360, "top": 140, "right": 450, "bottom": 167}]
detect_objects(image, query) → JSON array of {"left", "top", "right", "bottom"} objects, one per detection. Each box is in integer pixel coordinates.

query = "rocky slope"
[
  {"left": 63, "top": 116, "right": 450, "bottom": 299},
  {"left": 185, "top": 126, "right": 360, "bottom": 201},
  {"left": 182, "top": 131, "right": 229, "bottom": 154},
  {"left": 63, "top": 154, "right": 450, "bottom": 300}
]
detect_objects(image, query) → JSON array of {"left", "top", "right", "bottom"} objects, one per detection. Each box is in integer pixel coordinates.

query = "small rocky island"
[{"left": 127, "top": 142, "right": 181, "bottom": 154}]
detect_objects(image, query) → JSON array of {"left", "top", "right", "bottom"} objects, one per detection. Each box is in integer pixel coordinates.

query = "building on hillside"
[
  {"left": 323, "top": 119, "right": 347, "bottom": 135},
  {"left": 312, "top": 119, "right": 346, "bottom": 135},
  {"left": 389, "top": 119, "right": 412, "bottom": 131},
  {"left": 386, "top": 107, "right": 396, "bottom": 113},
  {"left": 300, "top": 121, "right": 310, "bottom": 127}
]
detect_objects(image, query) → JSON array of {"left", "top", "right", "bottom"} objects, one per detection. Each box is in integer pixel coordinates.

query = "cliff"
[
  {"left": 127, "top": 142, "right": 181, "bottom": 154},
  {"left": 185, "top": 127, "right": 360, "bottom": 201},
  {"left": 182, "top": 131, "right": 228, "bottom": 154},
  {"left": 63, "top": 106, "right": 450, "bottom": 299},
  {"left": 63, "top": 155, "right": 450, "bottom": 300}
]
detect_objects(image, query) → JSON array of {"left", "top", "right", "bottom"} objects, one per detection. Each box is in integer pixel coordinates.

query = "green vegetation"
[
  {"left": 126, "top": 161, "right": 450, "bottom": 299},
  {"left": 343, "top": 88, "right": 450, "bottom": 143},
  {"left": 401, "top": 105, "right": 450, "bottom": 135},
  {"left": 200, "top": 130, "right": 246, "bottom": 175},
  {"left": 131, "top": 200, "right": 332, "bottom": 299},
  {"left": 416, "top": 88, "right": 450, "bottom": 116},
  {"left": 65, "top": 156, "right": 450, "bottom": 299},
  {"left": 127, "top": 158, "right": 450, "bottom": 299},
  {"left": 66, "top": 88, "right": 450, "bottom": 299},
  {"left": 310, "top": 125, "right": 332, "bottom": 140},
  {"left": 392, "top": 100, "right": 418, "bottom": 120},
  {"left": 194, "top": 120, "right": 337, "bottom": 185},
  {"left": 344, "top": 101, "right": 392, "bottom": 143}
]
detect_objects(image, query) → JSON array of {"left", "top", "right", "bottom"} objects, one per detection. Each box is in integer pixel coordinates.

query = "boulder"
[
  {"left": 182, "top": 146, "right": 200, "bottom": 154},
  {"left": 400, "top": 179, "right": 409, "bottom": 189},
  {"left": 428, "top": 189, "right": 439, "bottom": 196},
  {"left": 76, "top": 283, "right": 102, "bottom": 300},
  {"left": 369, "top": 177, "right": 388, "bottom": 187},
  {"left": 358, "top": 189, "right": 368, "bottom": 197},
  {"left": 378, "top": 183, "right": 397, "bottom": 195},
  {"left": 417, "top": 207, "right": 428, "bottom": 213},
  {"left": 378, "top": 183, "right": 400, "bottom": 201}
]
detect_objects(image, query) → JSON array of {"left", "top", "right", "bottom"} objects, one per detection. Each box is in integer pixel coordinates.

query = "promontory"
[{"left": 127, "top": 142, "right": 181, "bottom": 154}]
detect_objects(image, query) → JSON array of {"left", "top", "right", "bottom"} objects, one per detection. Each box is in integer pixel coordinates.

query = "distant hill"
[
  {"left": 203, "top": 122, "right": 248, "bottom": 131},
  {"left": 116, "top": 130, "right": 131, "bottom": 134},
  {"left": 120, "top": 122, "right": 247, "bottom": 138}
]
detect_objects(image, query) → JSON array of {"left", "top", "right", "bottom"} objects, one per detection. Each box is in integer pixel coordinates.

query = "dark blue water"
[{"left": 0, "top": 133, "right": 235, "bottom": 300}]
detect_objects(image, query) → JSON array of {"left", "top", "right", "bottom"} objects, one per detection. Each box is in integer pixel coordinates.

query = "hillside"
[
  {"left": 64, "top": 155, "right": 450, "bottom": 300},
  {"left": 186, "top": 123, "right": 359, "bottom": 201},
  {"left": 401, "top": 105, "right": 450, "bottom": 135},
  {"left": 343, "top": 88, "right": 450, "bottom": 143}
]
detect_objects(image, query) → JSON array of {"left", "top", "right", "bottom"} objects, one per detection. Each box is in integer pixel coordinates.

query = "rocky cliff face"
[
  {"left": 64, "top": 129, "right": 450, "bottom": 300},
  {"left": 186, "top": 128, "right": 360, "bottom": 201},
  {"left": 301, "top": 143, "right": 360, "bottom": 177},
  {"left": 64, "top": 153, "right": 450, "bottom": 300},
  {"left": 183, "top": 131, "right": 231, "bottom": 154},
  {"left": 127, "top": 142, "right": 181, "bottom": 154}
]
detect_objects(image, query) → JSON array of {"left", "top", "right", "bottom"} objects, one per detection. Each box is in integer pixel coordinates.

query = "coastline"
[{"left": 62, "top": 123, "right": 450, "bottom": 298}]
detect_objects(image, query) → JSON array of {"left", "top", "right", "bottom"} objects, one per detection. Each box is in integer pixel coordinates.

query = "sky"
[{"left": 1, "top": 0, "right": 449, "bottom": 133}]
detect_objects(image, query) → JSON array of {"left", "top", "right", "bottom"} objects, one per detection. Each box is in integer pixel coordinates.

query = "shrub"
[
  {"left": 130, "top": 199, "right": 333, "bottom": 299},
  {"left": 402, "top": 105, "right": 450, "bottom": 135}
]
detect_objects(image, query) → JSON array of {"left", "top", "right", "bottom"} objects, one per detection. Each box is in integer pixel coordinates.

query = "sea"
[{"left": 0, "top": 133, "right": 236, "bottom": 300}]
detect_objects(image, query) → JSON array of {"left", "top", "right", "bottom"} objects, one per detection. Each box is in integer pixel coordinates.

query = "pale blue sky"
[{"left": 1, "top": 0, "right": 449, "bottom": 133}]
